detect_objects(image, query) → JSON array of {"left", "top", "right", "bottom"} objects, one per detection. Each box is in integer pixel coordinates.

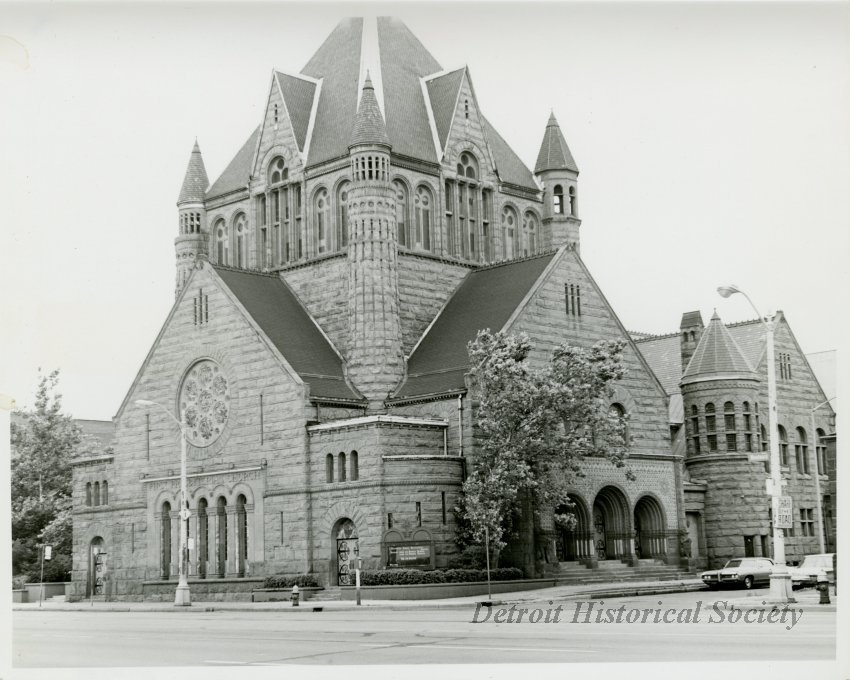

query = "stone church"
[{"left": 69, "top": 17, "right": 834, "bottom": 600}]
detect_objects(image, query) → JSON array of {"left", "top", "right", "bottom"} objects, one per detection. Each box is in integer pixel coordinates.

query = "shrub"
[
  {"left": 262, "top": 574, "right": 320, "bottom": 589},
  {"left": 360, "top": 567, "right": 523, "bottom": 586},
  {"left": 446, "top": 545, "right": 488, "bottom": 569}
]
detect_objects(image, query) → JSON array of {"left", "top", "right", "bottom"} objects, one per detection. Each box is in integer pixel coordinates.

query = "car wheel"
[{"left": 743, "top": 576, "right": 754, "bottom": 590}]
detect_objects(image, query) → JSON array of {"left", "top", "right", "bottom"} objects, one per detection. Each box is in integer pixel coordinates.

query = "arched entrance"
[
  {"left": 634, "top": 495, "right": 667, "bottom": 559},
  {"left": 554, "top": 494, "right": 593, "bottom": 562},
  {"left": 592, "top": 486, "right": 632, "bottom": 561},
  {"left": 87, "top": 536, "right": 105, "bottom": 598},
  {"left": 332, "top": 518, "right": 359, "bottom": 586}
]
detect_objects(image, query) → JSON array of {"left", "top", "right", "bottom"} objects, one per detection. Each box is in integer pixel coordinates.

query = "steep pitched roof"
[
  {"left": 483, "top": 115, "right": 538, "bottom": 190},
  {"left": 377, "top": 16, "right": 442, "bottom": 162},
  {"left": 350, "top": 74, "right": 390, "bottom": 148},
  {"left": 206, "top": 128, "right": 260, "bottom": 201},
  {"left": 425, "top": 68, "right": 465, "bottom": 152},
  {"left": 276, "top": 72, "right": 317, "bottom": 152},
  {"left": 301, "top": 17, "right": 363, "bottom": 166},
  {"left": 177, "top": 140, "right": 209, "bottom": 204},
  {"left": 393, "top": 252, "right": 557, "bottom": 400},
  {"left": 213, "top": 266, "right": 361, "bottom": 402},
  {"left": 534, "top": 112, "right": 579, "bottom": 174},
  {"left": 634, "top": 333, "right": 682, "bottom": 396},
  {"left": 681, "top": 311, "right": 757, "bottom": 384}
]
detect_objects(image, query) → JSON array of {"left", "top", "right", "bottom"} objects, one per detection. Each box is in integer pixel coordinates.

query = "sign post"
[
  {"left": 484, "top": 526, "right": 492, "bottom": 601},
  {"left": 355, "top": 558, "right": 362, "bottom": 606}
]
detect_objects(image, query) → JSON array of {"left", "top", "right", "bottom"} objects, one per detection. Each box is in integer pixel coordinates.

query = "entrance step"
[{"left": 552, "top": 559, "right": 694, "bottom": 586}]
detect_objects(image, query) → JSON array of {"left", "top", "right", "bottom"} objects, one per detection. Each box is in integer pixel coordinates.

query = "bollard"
[
  {"left": 817, "top": 575, "right": 830, "bottom": 605},
  {"left": 290, "top": 584, "right": 300, "bottom": 607}
]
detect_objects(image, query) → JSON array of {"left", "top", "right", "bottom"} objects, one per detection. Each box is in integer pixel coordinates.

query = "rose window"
[{"left": 179, "top": 360, "right": 230, "bottom": 447}]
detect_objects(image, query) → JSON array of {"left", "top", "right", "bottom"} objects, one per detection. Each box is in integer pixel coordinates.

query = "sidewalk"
[
  {"left": 720, "top": 586, "right": 838, "bottom": 613},
  {"left": 13, "top": 577, "right": 710, "bottom": 613}
]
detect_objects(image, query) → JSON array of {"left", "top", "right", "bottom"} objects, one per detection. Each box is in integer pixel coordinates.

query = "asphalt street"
[{"left": 12, "top": 590, "right": 835, "bottom": 667}]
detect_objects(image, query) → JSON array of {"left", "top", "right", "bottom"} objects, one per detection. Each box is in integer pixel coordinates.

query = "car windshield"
[
  {"left": 725, "top": 559, "right": 742, "bottom": 568},
  {"left": 801, "top": 556, "right": 830, "bottom": 569}
]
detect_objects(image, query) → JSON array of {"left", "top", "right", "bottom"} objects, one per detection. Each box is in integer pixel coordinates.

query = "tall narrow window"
[
  {"left": 705, "top": 403, "right": 717, "bottom": 452},
  {"left": 313, "top": 188, "right": 329, "bottom": 255},
  {"left": 795, "top": 427, "right": 808, "bottom": 474},
  {"left": 414, "top": 185, "right": 433, "bottom": 252},
  {"left": 415, "top": 501, "right": 422, "bottom": 527},
  {"left": 198, "top": 498, "right": 208, "bottom": 579},
  {"left": 216, "top": 497, "right": 227, "bottom": 578},
  {"left": 481, "top": 189, "right": 493, "bottom": 261},
  {"left": 295, "top": 185, "right": 303, "bottom": 258},
  {"left": 338, "top": 452, "right": 347, "bottom": 482},
  {"left": 234, "top": 213, "right": 246, "bottom": 268},
  {"left": 94, "top": 481, "right": 100, "bottom": 506},
  {"left": 690, "top": 405, "right": 701, "bottom": 455},
  {"left": 553, "top": 185, "right": 564, "bottom": 214},
  {"left": 445, "top": 180, "right": 456, "bottom": 256},
  {"left": 501, "top": 205, "right": 517, "bottom": 259},
  {"left": 816, "top": 428, "right": 827, "bottom": 475},
  {"left": 350, "top": 450, "right": 359, "bottom": 481},
  {"left": 608, "top": 403, "right": 628, "bottom": 447},
  {"left": 336, "top": 182, "right": 350, "bottom": 250},
  {"left": 236, "top": 494, "right": 248, "bottom": 578},
  {"left": 778, "top": 425, "right": 788, "bottom": 466},
  {"left": 161, "top": 501, "right": 172, "bottom": 579},
  {"left": 568, "top": 186, "right": 577, "bottom": 216},
  {"left": 85, "top": 482, "right": 92, "bottom": 507},
  {"left": 742, "top": 401, "right": 753, "bottom": 452},
  {"left": 387, "top": 512, "right": 393, "bottom": 529},
  {"left": 724, "top": 401, "right": 737, "bottom": 452},
  {"left": 215, "top": 219, "right": 228, "bottom": 265},
  {"left": 456, "top": 152, "right": 479, "bottom": 260},
  {"left": 441, "top": 491, "right": 447, "bottom": 524},
  {"left": 326, "top": 453, "right": 334, "bottom": 483},
  {"left": 394, "top": 180, "right": 409, "bottom": 247},
  {"left": 523, "top": 212, "right": 538, "bottom": 256},
  {"left": 102, "top": 481, "right": 108, "bottom": 505}
]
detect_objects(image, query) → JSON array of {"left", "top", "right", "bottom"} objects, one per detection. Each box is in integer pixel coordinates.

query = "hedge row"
[
  {"left": 360, "top": 567, "right": 523, "bottom": 586},
  {"left": 262, "top": 574, "right": 320, "bottom": 589}
]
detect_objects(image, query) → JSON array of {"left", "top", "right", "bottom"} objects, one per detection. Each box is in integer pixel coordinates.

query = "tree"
[
  {"left": 11, "top": 370, "right": 94, "bottom": 582},
  {"left": 457, "top": 330, "right": 633, "bottom": 574}
]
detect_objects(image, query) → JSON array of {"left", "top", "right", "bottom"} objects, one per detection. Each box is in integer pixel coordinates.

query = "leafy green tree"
[
  {"left": 458, "top": 331, "right": 633, "bottom": 574},
  {"left": 11, "top": 370, "right": 95, "bottom": 582}
]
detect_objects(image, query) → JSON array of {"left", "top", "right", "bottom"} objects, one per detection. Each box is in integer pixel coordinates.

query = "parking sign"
[{"left": 775, "top": 496, "right": 793, "bottom": 529}]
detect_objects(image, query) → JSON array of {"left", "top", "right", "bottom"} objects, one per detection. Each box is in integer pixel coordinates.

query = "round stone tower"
[
  {"left": 175, "top": 140, "right": 210, "bottom": 297},
  {"left": 534, "top": 112, "right": 581, "bottom": 253},
  {"left": 346, "top": 74, "right": 404, "bottom": 411}
]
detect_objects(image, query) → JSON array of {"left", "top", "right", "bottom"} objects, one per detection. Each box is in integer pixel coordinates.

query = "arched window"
[
  {"left": 454, "top": 153, "right": 479, "bottom": 259},
  {"left": 336, "top": 182, "right": 350, "bottom": 250},
  {"left": 102, "top": 480, "right": 108, "bottom": 505},
  {"left": 795, "top": 427, "right": 809, "bottom": 474},
  {"left": 161, "top": 501, "right": 172, "bottom": 579},
  {"left": 778, "top": 425, "right": 788, "bottom": 466},
  {"left": 85, "top": 482, "right": 92, "bottom": 506},
  {"left": 313, "top": 187, "right": 329, "bottom": 255},
  {"left": 724, "top": 401, "right": 737, "bottom": 452},
  {"left": 268, "top": 156, "right": 287, "bottom": 185},
  {"left": 326, "top": 453, "right": 334, "bottom": 483},
  {"left": 553, "top": 185, "right": 564, "bottom": 215},
  {"left": 522, "top": 212, "right": 538, "bottom": 256},
  {"left": 816, "top": 428, "right": 827, "bottom": 475},
  {"left": 568, "top": 186, "right": 577, "bottom": 216},
  {"left": 350, "top": 450, "right": 359, "bottom": 481},
  {"left": 236, "top": 494, "right": 248, "bottom": 577},
  {"left": 761, "top": 423, "right": 769, "bottom": 454},
  {"left": 215, "top": 219, "right": 229, "bottom": 265},
  {"left": 338, "top": 452, "right": 347, "bottom": 482},
  {"left": 234, "top": 213, "right": 247, "bottom": 268},
  {"left": 501, "top": 205, "right": 517, "bottom": 259},
  {"left": 704, "top": 403, "right": 717, "bottom": 452},
  {"left": 93, "top": 481, "right": 101, "bottom": 506},
  {"left": 216, "top": 497, "right": 227, "bottom": 578},
  {"left": 608, "top": 403, "right": 628, "bottom": 447},
  {"left": 457, "top": 151, "right": 478, "bottom": 180},
  {"left": 414, "top": 185, "right": 433, "bottom": 252},
  {"left": 197, "top": 498, "right": 208, "bottom": 579},
  {"left": 393, "top": 180, "right": 409, "bottom": 247},
  {"left": 742, "top": 401, "right": 753, "bottom": 452},
  {"left": 689, "top": 404, "right": 700, "bottom": 455}
]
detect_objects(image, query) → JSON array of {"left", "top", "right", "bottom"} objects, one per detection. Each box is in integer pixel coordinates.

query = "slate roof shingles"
[
  {"left": 276, "top": 72, "right": 317, "bottom": 152},
  {"left": 206, "top": 128, "right": 260, "bottom": 201},
  {"left": 178, "top": 141, "right": 210, "bottom": 204},
  {"left": 425, "top": 68, "right": 465, "bottom": 152}
]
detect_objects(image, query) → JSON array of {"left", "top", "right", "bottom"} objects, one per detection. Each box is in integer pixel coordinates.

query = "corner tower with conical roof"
[
  {"left": 175, "top": 140, "right": 210, "bottom": 296},
  {"left": 346, "top": 75, "right": 404, "bottom": 410},
  {"left": 534, "top": 113, "right": 580, "bottom": 252}
]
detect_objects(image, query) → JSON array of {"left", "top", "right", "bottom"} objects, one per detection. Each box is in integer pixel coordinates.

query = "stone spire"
[
  {"left": 534, "top": 112, "right": 578, "bottom": 174},
  {"left": 349, "top": 73, "right": 391, "bottom": 149},
  {"left": 534, "top": 112, "right": 581, "bottom": 252},
  {"left": 177, "top": 140, "right": 210, "bottom": 205},
  {"left": 681, "top": 311, "right": 758, "bottom": 385}
]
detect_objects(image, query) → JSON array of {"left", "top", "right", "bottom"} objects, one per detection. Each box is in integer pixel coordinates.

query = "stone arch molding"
[
  {"left": 445, "top": 139, "right": 495, "bottom": 183},
  {"left": 257, "top": 144, "right": 301, "bottom": 187},
  {"left": 317, "top": 501, "right": 369, "bottom": 543}
]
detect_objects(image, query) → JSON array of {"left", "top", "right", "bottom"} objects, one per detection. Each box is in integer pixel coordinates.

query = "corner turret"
[
  {"left": 534, "top": 112, "right": 580, "bottom": 252},
  {"left": 175, "top": 140, "right": 210, "bottom": 296}
]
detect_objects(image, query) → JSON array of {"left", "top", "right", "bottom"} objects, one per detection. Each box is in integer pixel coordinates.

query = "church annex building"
[{"left": 69, "top": 17, "right": 835, "bottom": 601}]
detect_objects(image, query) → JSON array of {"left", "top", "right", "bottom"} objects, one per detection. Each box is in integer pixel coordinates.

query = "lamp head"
[{"left": 717, "top": 284, "right": 741, "bottom": 299}]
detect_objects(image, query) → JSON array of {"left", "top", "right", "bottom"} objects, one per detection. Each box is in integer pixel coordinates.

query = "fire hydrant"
[
  {"left": 290, "top": 585, "right": 300, "bottom": 607},
  {"left": 817, "top": 575, "right": 830, "bottom": 605}
]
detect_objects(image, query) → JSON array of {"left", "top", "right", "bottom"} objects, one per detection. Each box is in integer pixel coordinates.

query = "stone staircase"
[{"left": 553, "top": 558, "right": 694, "bottom": 585}]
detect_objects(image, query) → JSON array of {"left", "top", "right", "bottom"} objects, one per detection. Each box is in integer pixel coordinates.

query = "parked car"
[
  {"left": 785, "top": 553, "right": 835, "bottom": 589},
  {"left": 701, "top": 557, "right": 774, "bottom": 590}
]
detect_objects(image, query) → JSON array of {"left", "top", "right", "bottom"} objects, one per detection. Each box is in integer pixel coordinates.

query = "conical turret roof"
[
  {"left": 534, "top": 112, "right": 578, "bottom": 174},
  {"left": 177, "top": 140, "right": 209, "bottom": 204},
  {"left": 681, "top": 311, "right": 758, "bottom": 384},
  {"left": 349, "top": 73, "right": 391, "bottom": 149}
]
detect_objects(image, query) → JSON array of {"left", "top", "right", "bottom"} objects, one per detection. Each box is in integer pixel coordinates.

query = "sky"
[{"left": 2, "top": 1, "right": 849, "bottom": 421}]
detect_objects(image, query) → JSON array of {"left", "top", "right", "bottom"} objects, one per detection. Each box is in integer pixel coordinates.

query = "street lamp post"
[
  {"left": 810, "top": 398, "right": 835, "bottom": 553},
  {"left": 717, "top": 284, "right": 793, "bottom": 603},
  {"left": 135, "top": 399, "right": 191, "bottom": 606}
]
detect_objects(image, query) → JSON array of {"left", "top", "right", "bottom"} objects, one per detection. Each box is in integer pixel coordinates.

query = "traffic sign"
[{"left": 775, "top": 495, "right": 793, "bottom": 529}]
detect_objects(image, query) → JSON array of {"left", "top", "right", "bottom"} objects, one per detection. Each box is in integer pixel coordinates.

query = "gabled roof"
[
  {"left": 534, "top": 112, "right": 579, "bottom": 174},
  {"left": 634, "top": 333, "right": 682, "bottom": 396},
  {"left": 425, "top": 68, "right": 465, "bottom": 152},
  {"left": 276, "top": 72, "right": 317, "bottom": 152},
  {"left": 483, "top": 115, "right": 538, "bottom": 190},
  {"left": 213, "top": 266, "right": 361, "bottom": 402},
  {"left": 177, "top": 140, "right": 209, "bottom": 204},
  {"left": 206, "top": 127, "right": 260, "bottom": 201},
  {"left": 350, "top": 74, "right": 390, "bottom": 148},
  {"left": 393, "top": 252, "right": 557, "bottom": 400}
]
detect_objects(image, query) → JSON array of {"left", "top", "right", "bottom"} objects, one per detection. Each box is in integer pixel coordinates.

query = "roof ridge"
[
  {"left": 632, "top": 330, "right": 680, "bottom": 341},
  {"left": 210, "top": 263, "right": 279, "bottom": 278},
  {"left": 725, "top": 317, "right": 764, "bottom": 328},
  {"left": 472, "top": 248, "right": 559, "bottom": 272}
]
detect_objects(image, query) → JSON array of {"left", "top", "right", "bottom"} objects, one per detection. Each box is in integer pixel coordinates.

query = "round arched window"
[
  {"left": 456, "top": 152, "right": 478, "bottom": 180},
  {"left": 179, "top": 360, "right": 231, "bottom": 447},
  {"left": 268, "top": 157, "right": 287, "bottom": 185}
]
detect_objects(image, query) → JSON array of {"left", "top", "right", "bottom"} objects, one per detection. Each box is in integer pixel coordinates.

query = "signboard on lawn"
[{"left": 386, "top": 543, "right": 433, "bottom": 569}]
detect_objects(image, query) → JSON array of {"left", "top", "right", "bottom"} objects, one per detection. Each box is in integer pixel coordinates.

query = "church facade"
[{"left": 69, "top": 17, "right": 834, "bottom": 600}]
